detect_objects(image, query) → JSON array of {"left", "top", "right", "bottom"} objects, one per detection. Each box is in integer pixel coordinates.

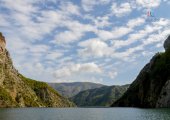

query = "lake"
[{"left": 0, "top": 108, "right": 170, "bottom": 120}]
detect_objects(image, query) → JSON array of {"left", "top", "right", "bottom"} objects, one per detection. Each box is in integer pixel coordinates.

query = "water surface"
[{"left": 0, "top": 108, "right": 170, "bottom": 120}]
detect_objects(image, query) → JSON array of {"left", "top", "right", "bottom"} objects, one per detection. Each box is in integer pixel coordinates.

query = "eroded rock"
[{"left": 164, "top": 35, "right": 170, "bottom": 51}]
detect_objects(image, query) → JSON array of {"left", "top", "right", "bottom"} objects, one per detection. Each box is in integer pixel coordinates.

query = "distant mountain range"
[
  {"left": 48, "top": 82, "right": 105, "bottom": 98},
  {"left": 71, "top": 85, "right": 129, "bottom": 107},
  {"left": 112, "top": 35, "right": 170, "bottom": 108}
]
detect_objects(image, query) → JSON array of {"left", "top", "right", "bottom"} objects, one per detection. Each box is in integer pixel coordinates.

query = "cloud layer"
[{"left": 0, "top": 0, "right": 169, "bottom": 85}]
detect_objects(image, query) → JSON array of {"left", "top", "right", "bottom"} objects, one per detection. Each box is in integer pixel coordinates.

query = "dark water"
[{"left": 0, "top": 108, "right": 170, "bottom": 120}]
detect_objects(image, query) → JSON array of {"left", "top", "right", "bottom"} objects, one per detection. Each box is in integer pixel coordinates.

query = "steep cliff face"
[
  {"left": 0, "top": 32, "right": 6, "bottom": 52},
  {"left": 112, "top": 35, "right": 170, "bottom": 108},
  {"left": 0, "top": 33, "right": 75, "bottom": 107}
]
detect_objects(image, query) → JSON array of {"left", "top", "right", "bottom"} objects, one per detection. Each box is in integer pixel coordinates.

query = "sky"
[{"left": 0, "top": 0, "right": 170, "bottom": 85}]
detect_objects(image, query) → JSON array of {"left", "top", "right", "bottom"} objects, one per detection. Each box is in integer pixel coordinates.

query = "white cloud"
[
  {"left": 111, "top": 18, "right": 169, "bottom": 49},
  {"left": 78, "top": 38, "right": 113, "bottom": 57},
  {"left": 141, "top": 18, "right": 170, "bottom": 45},
  {"left": 82, "top": 0, "right": 110, "bottom": 11},
  {"left": 0, "top": 0, "right": 82, "bottom": 43},
  {"left": 45, "top": 52, "right": 63, "bottom": 60},
  {"left": 111, "top": 45, "right": 144, "bottom": 61},
  {"left": 108, "top": 70, "right": 118, "bottom": 79},
  {"left": 153, "top": 18, "right": 170, "bottom": 26},
  {"left": 95, "top": 17, "right": 145, "bottom": 41},
  {"left": 96, "top": 30, "right": 114, "bottom": 41},
  {"left": 53, "top": 62, "right": 102, "bottom": 78},
  {"left": 0, "top": 0, "right": 38, "bottom": 15},
  {"left": 111, "top": 2, "right": 132, "bottom": 17},
  {"left": 96, "top": 26, "right": 133, "bottom": 41},
  {"left": 52, "top": 20, "right": 96, "bottom": 44},
  {"left": 127, "top": 17, "right": 145, "bottom": 28},
  {"left": 29, "top": 45, "right": 50, "bottom": 53},
  {"left": 136, "top": 0, "right": 161, "bottom": 8},
  {"left": 54, "top": 30, "right": 83, "bottom": 44},
  {"left": 143, "top": 29, "right": 170, "bottom": 46},
  {"left": 112, "top": 27, "right": 133, "bottom": 38},
  {"left": 60, "top": 2, "right": 80, "bottom": 16},
  {"left": 94, "top": 16, "right": 111, "bottom": 28}
]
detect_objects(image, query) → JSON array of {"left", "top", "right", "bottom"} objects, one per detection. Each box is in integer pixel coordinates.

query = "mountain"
[
  {"left": 0, "top": 33, "right": 75, "bottom": 107},
  {"left": 112, "top": 35, "right": 170, "bottom": 108},
  {"left": 48, "top": 82, "right": 105, "bottom": 98},
  {"left": 71, "top": 85, "right": 129, "bottom": 107}
]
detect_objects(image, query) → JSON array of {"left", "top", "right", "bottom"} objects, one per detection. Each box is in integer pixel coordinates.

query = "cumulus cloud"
[
  {"left": 78, "top": 38, "right": 113, "bottom": 57},
  {"left": 53, "top": 62, "right": 102, "bottom": 79},
  {"left": 111, "top": 2, "right": 132, "bottom": 17},
  {"left": 52, "top": 20, "right": 96, "bottom": 44},
  {"left": 54, "top": 30, "right": 83, "bottom": 44},
  {"left": 127, "top": 17, "right": 145, "bottom": 28},
  {"left": 59, "top": 2, "right": 80, "bottom": 16},
  {"left": 136, "top": 0, "right": 161, "bottom": 8},
  {"left": 82, "top": 0, "right": 110, "bottom": 11},
  {"left": 96, "top": 26, "right": 133, "bottom": 41},
  {"left": 95, "top": 17, "right": 145, "bottom": 41},
  {"left": 94, "top": 16, "right": 111, "bottom": 28},
  {"left": 111, "top": 18, "right": 170, "bottom": 49}
]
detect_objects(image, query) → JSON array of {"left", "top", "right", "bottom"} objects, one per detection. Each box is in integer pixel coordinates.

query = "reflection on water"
[{"left": 0, "top": 108, "right": 170, "bottom": 120}]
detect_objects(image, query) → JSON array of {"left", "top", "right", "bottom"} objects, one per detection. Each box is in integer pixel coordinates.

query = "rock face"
[
  {"left": 164, "top": 35, "right": 170, "bottom": 51},
  {"left": 0, "top": 32, "right": 6, "bottom": 52},
  {"left": 112, "top": 35, "right": 170, "bottom": 108},
  {"left": 156, "top": 80, "right": 170, "bottom": 107},
  {"left": 0, "top": 33, "right": 75, "bottom": 107}
]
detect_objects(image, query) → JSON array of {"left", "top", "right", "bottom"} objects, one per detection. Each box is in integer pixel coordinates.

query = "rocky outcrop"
[
  {"left": 0, "top": 33, "right": 75, "bottom": 107},
  {"left": 112, "top": 35, "right": 170, "bottom": 108},
  {"left": 0, "top": 32, "right": 6, "bottom": 52},
  {"left": 156, "top": 80, "right": 170, "bottom": 107},
  {"left": 164, "top": 35, "right": 170, "bottom": 51}
]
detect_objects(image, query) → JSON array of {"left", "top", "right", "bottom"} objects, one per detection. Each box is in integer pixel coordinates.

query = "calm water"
[{"left": 0, "top": 108, "right": 170, "bottom": 120}]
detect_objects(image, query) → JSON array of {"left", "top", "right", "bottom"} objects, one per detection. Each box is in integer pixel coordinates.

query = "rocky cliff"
[
  {"left": 0, "top": 32, "right": 6, "bottom": 52},
  {"left": 0, "top": 33, "right": 75, "bottom": 107},
  {"left": 112, "top": 35, "right": 170, "bottom": 108}
]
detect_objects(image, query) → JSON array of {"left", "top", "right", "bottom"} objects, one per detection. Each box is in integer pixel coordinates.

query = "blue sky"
[{"left": 0, "top": 0, "right": 170, "bottom": 85}]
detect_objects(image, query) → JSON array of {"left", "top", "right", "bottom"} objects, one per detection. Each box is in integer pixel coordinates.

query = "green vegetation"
[
  {"left": 151, "top": 49, "right": 170, "bottom": 79},
  {"left": 19, "top": 75, "right": 73, "bottom": 107},
  {"left": 112, "top": 45, "right": 170, "bottom": 108},
  {"left": 0, "top": 45, "right": 75, "bottom": 107},
  {"left": 48, "top": 82, "right": 105, "bottom": 98},
  {"left": 0, "top": 87, "right": 12, "bottom": 101},
  {"left": 71, "top": 85, "right": 129, "bottom": 106}
]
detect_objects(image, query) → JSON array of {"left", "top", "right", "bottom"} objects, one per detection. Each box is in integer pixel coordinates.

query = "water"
[{"left": 0, "top": 108, "right": 170, "bottom": 120}]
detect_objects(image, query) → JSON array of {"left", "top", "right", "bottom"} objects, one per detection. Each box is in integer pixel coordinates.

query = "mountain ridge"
[
  {"left": 112, "top": 35, "right": 170, "bottom": 108},
  {"left": 48, "top": 82, "right": 106, "bottom": 98},
  {"left": 71, "top": 84, "right": 129, "bottom": 107}
]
